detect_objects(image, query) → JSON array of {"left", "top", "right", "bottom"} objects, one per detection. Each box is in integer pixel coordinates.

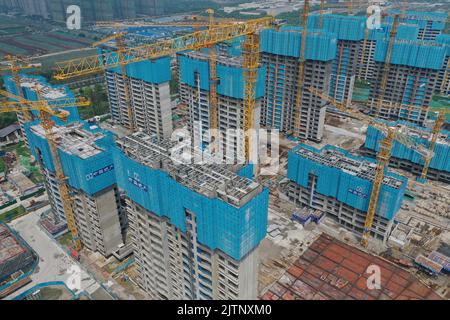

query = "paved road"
[{"left": 5, "top": 207, "right": 101, "bottom": 300}]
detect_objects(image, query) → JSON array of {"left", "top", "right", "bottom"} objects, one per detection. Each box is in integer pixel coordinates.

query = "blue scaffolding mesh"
[
  {"left": 259, "top": 27, "right": 337, "bottom": 61},
  {"left": 436, "top": 34, "right": 450, "bottom": 56},
  {"left": 386, "top": 11, "right": 447, "bottom": 31},
  {"left": 112, "top": 145, "right": 269, "bottom": 260},
  {"left": 364, "top": 120, "right": 450, "bottom": 173},
  {"left": 287, "top": 144, "right": 407, "bottom": 220},
  {"left": 25, "top": 121, "right": 117, "bottom": 196},
  {"left": 374, "top": 40, "right": 447, "bottom": 70},
  {"left": 3, "top": 74, "right": 81, "bottom": 125},
  {"left": 178, "top": 53, "right": 267, "bottom": 99},
  {"left": 368, "top": 23, "right": 420, "bottom": 41},
  {"left": 99, "top": 48, "right": 171, "bottom": 84},
  {"left": 307, "top": 14, "right": 366, "bottom": 41}
]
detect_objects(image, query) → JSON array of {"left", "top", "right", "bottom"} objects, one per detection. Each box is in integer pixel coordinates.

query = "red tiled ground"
[{"left": 261, "top": 234, "right": 442, "bottom": 300}]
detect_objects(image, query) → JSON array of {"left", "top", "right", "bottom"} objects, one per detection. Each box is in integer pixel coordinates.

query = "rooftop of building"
[
  {"left": 394, "top": 122, "right": 450, "bottom": 147},
  {"left": 292, "top": 145, "right": 404, "bottom": 189},
  {"left": 180, "top": 50, "right": 242, "bottom": 68},
  {"left": 116, "top": 132, "right": 262, "bottom": 207},
  {"left": 18, "top": 76, "right": 68, "bottom": 100},
  {"left": 30, "top": 122, "right": 107, "bottom": 159}
]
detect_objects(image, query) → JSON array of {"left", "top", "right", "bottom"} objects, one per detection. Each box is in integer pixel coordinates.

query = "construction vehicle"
[
  {"left": 54, "top": 16, "right": 275, "bottom": 161},
  {"left": 0, "top": 88, "right": 91, "bottom": 253},
  {"left": 307, "top": 86, "right": 431, "bottom": 247}
]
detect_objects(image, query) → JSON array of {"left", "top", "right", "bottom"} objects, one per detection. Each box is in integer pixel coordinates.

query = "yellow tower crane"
[
  {"left": 93, "top": 32, "right": 135, "bottom": 131},
  {"left": 206, "top": 9, "right": 219, "bottom": 153},
  {"left": 293, "top": 0, "right": 310, "bottom": 139},
  {"left": 54, "top": 17, "right": 275, "bottom": 160},
  {"left": 242, "top": 33, "right": 260, "bottom": 162},
  {"left": 307, "top": 86, "right": 431, "bottom": 247},
  {"left": 420, "top": 108, "right": 449, "bottom": 180},
  {"left": 319, "top": 0, "right": 325, "bottom": 28},
  {"left": 0, "top": 89, "right": 91, "bottom": 253},
  {"left": 0, "top": 55, "right": 42, "bottom": 123}
]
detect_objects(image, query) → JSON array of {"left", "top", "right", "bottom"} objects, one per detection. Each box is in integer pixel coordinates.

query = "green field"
[{"left": 0, "top": 205, "right": 27, "bottom": 223}]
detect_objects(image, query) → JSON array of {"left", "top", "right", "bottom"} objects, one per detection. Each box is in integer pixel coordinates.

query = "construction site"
[{"left": 0, "top": 1, "right": 449, "bottom": 301}]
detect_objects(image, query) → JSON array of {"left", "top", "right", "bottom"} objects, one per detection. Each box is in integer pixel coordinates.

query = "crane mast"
[
  {"left": 293, "top": 0, "right": 309, "bottom": 138},
  {"left": 420, "top": 111, "right": 448, "bottom": 180},
  {"left": 207, "top": 9, "right": 219, "bottom": 153},
  {"left": 0, "top": 88, "right": 90, "bottom": 253},
  {"left": 307, "top": 86, "right": 431, "bottom": 247},
  {"left": 242, "top": 33, "right": 260, "bottom": 162}
]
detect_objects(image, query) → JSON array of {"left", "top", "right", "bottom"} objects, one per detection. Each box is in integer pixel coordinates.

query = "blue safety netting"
[
  {"left": 374, "top": 40, "right": 447, "bottom": 70},
  {"left": 259, "top": 27, "right": 337, "bottom": 61},
  {"left": 99, "top": 48, "right": 171, "bottom": 84},
  {"left": 436, "top": 34, "right": 450, "bottom": 56},
  {"left": 307, "top": 13, "right": 366, "bottom": 41},
  {"left": 386, "top": 11, "right": 447, "bottom": 31},
  {"left": 112, "top": 145, "right": 269, "bottom": 260},
  {"left": 364, "top": 120, "right": 450, "bottom": 173},
  {"left": 178, "top": 53, "right": 266, "bottom": 99},
  {"left": 287, "top": 144, "right": 407, "bottom": 220},
  {"left": 25, "top": 120, "right": 117, "bottom": 196},
  {"left": 3, "top": 74, "right": 80, "bottom": 125}
]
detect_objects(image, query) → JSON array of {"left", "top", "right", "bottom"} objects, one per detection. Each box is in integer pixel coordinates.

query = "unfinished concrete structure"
[
  {"left": 357, "top": 23, "right": 420, "bottom": 82},
  {"left": 0, "top": 223, "right": 37, "bottom": 287},
  {"left": 307, "top": 15, "right": 368, "bottom": 107},
  {"left": 102, "top": 51, "right": 173, "bottom": 139},
  {"left": 27, "top": 122, "right": 127, "bottom": 257},
  {"left": 178, "top": 50, "right": 265, "bottom": 164},
  {"left": 367, "top": 40, "right": 447, "bottom": 126},
  {"left": 386, "top": 11, "right": 447, "bottom": 41},
  {"left": 284, "top": 145, "right": 407, "bottom": 242},
  {"left": 259, "top": 27, "right": 337, "bottom": 141},
  {"left": 436, "top": 34, "right": 450, "bottom": 95},
  {"left": 113, "top": 132, "right": 269, "bottom": 300},
  {"left": 363, "top": 120, "right": 450, "bottom": 184},
  {"left": 2, "top": 75, "right": 81, "bottom": 148}
]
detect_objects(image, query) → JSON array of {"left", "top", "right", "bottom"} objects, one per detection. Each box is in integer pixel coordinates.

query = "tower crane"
[
  {"left": 54, "top": 17, "right": 275, "bottom": 161},
  {"left": 375, "top": 14, "right": 399, "bottom": 117},
  {"left": 0, "top": 55, "right": 42, "bottom": 124},
  {"left": 92, "top": 32, "right": 135, "bottom": 131},
  {"left": 293, "top": 0, "right": 310, "bottom": 139},
  {"left": 0, "top": 89, "right": 91, "bottom": 254},
  {"left": 206, "top": 9, "right": 219, "bottom": 154},
  {"left": 307, "top": 86, "right": 431, "bottom": 247},
  {"left": 319, "top": 0, "right": 325, "bottom": 28},
  {"left": 420, "top": 108, "right": 449, "bottom": 181},
  {"left": 242, "top": 32, "right": 260, "bottom": 162}
]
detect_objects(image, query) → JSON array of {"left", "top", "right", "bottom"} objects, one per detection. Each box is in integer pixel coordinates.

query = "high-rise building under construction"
[
  {"left": 178, "top": 50, "right": 266, "bottom": 163},
  {"left": 102, "top": 52, "right": 173, "bottom": 140},
  {"left": 367, "top": 39, "right": 447, "bottom": 125},
  {"left": 259, "top": 27, "right": 337, "bottom": 141},
  {"left": 113, "top": 132, "right": 269, "bottom": 299},
  {"left": 2, "top": 75, "right": 80, "bottom": 148},
  {"left": 26, "top": 120, "right": 127, "bottom": 257},
  {"left": 284, "top": 144, "right": 407, "bottom": 242}
]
